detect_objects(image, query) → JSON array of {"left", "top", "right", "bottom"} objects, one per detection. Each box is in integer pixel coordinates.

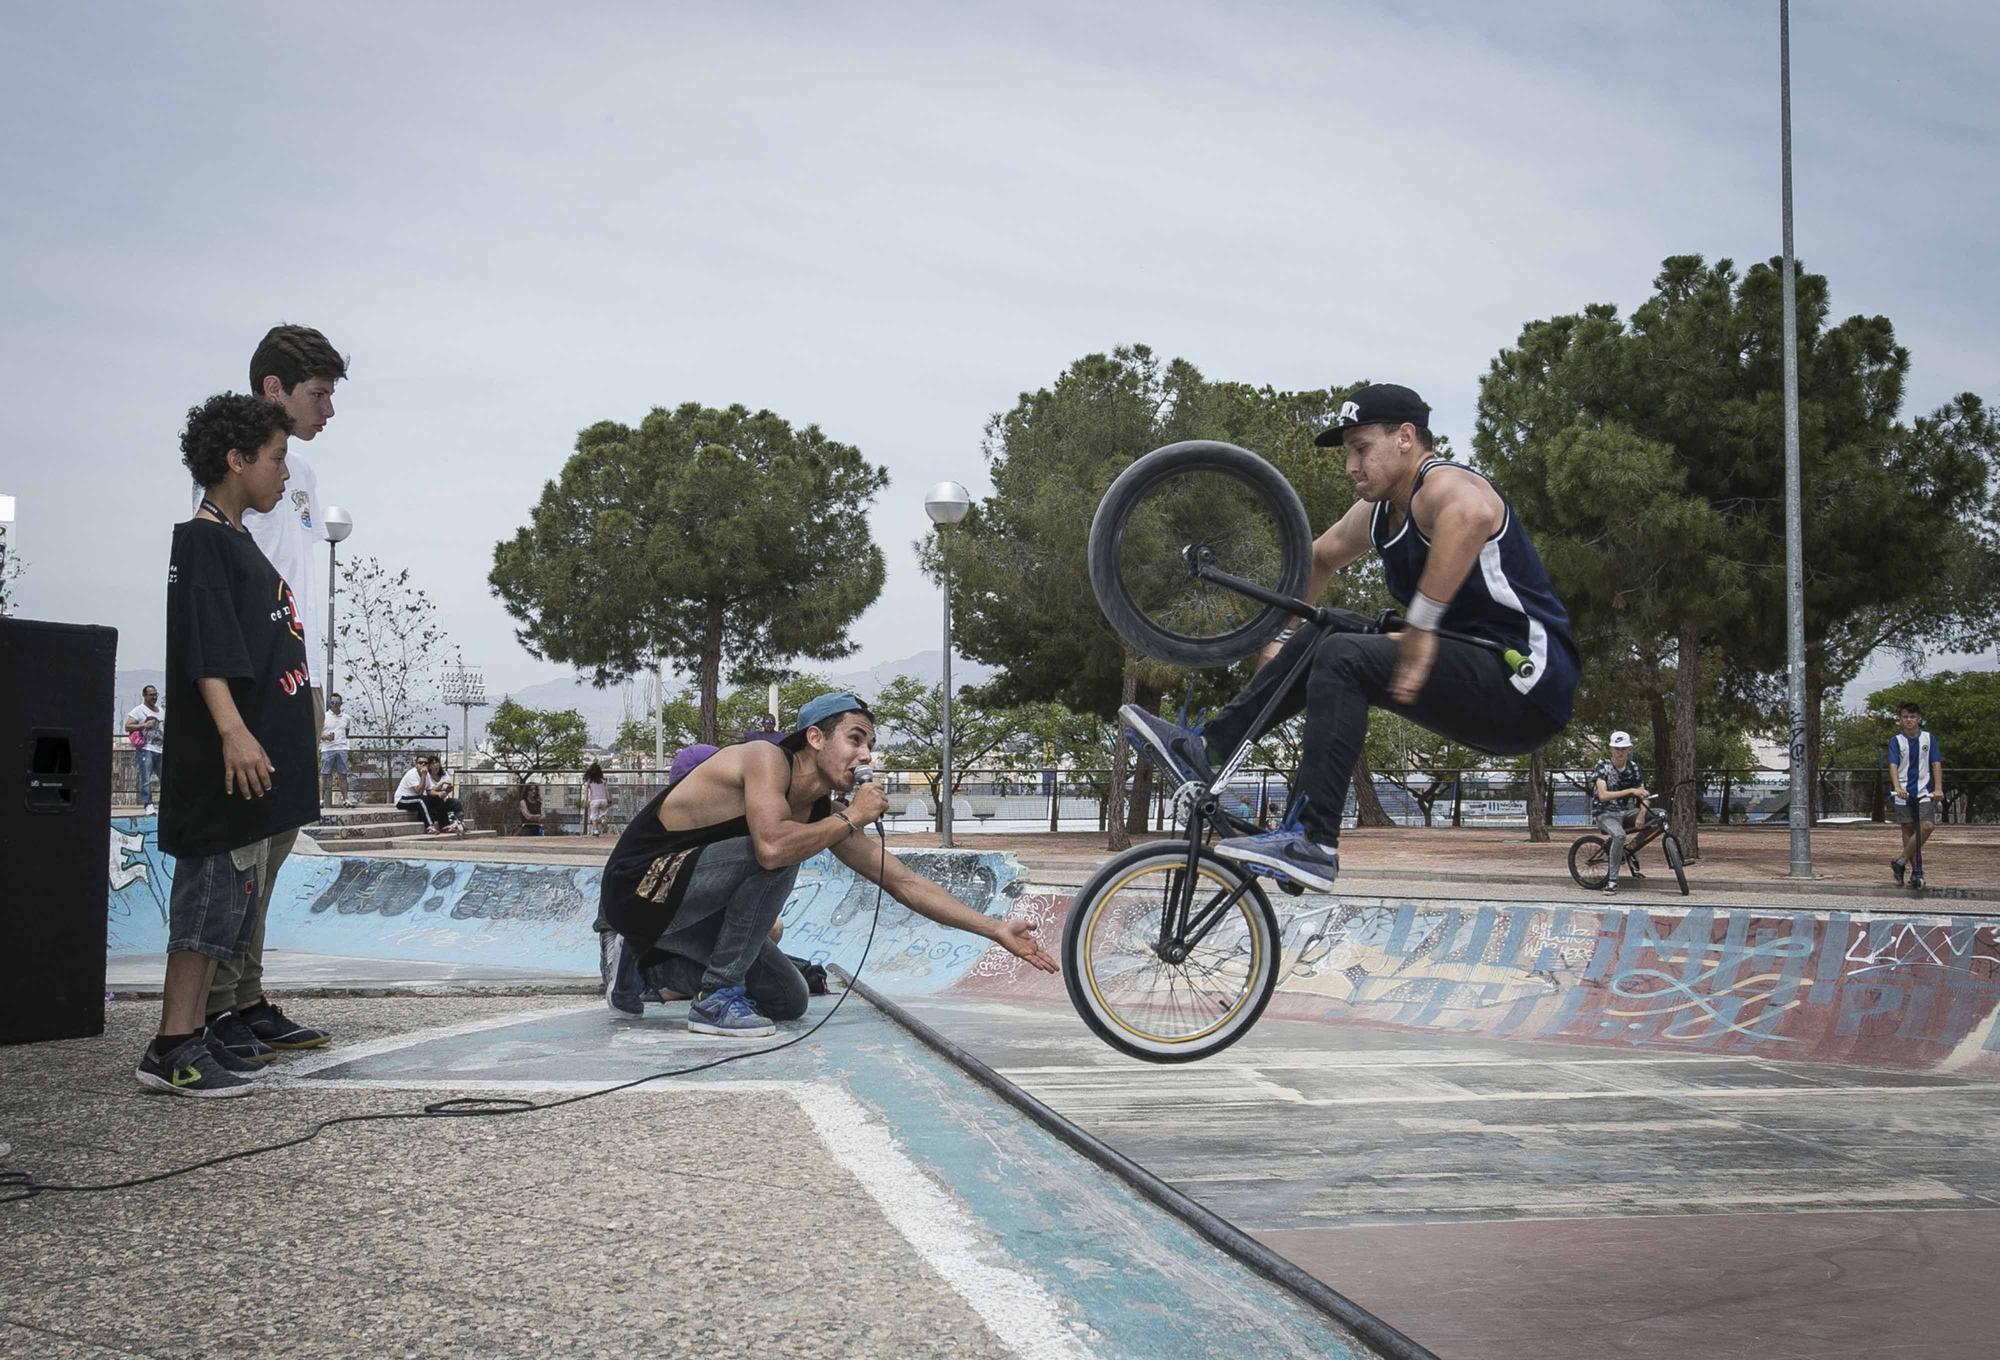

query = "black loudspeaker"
[{"left": 0, "top": 617, "right": 117, "bottom": 1044}]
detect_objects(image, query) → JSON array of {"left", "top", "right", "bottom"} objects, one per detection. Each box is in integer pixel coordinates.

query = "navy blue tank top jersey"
[{"left": 1369, "top": 458, "right": 1580, "bottom": 724}]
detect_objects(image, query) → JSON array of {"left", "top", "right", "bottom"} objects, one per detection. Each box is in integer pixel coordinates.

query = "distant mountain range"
[{"left": 113, "top": 650, "right": 997, "bottom": 745}]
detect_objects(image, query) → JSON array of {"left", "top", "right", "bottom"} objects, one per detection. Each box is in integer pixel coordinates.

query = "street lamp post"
[
  {"left": 1779, "top": 1, "right": 1813, "bottom": 877},
  {"left": 925, "top": 481, "right": 971, "bottom": 848},
  {"left": 323, "top": 505, "right": 353, "bottom": 694}
]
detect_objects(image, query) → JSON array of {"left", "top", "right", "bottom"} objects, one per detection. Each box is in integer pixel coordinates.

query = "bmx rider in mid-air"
[{"left": 1122, "top": 383, "right": 1582, "bottom": 891}]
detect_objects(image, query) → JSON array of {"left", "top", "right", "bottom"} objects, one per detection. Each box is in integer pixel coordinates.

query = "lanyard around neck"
[{"left": 198, "top": 497, "right": 247, "bottom": 532}]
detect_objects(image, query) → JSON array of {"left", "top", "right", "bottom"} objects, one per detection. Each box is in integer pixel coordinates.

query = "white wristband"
[{"left": 1404, "top": 592, "right": 1448, "bottom": 632}]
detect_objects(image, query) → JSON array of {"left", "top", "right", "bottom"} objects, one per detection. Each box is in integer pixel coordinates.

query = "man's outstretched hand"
[{"left": 995, "top": 918, "right": 1059, "bottom": 973}]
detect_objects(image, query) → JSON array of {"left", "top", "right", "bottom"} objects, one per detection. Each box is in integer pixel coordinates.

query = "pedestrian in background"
[
  {"left": 518, "top": 780, "right": 546, "bottom": 835},
  {"left": 125, "top": 684, "right": 166, "bottom": 814},
  {"left": 584, "top": 761, "right": 610, "bottom": 835},
  {"left": 320, "top": 691, "right": 354, "bottom": 808},
  {"left": 1887, "top": 700, "right": 1943, "bottom": 889}
]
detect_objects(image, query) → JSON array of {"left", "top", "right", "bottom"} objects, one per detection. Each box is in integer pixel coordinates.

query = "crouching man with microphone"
[{"left": 599, "top": 692, "right": 1057, "bottom": 1037}]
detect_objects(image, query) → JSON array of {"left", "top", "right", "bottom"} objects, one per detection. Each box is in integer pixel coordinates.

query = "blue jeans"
[
  {"left": 639, "top": 836, "right": 808, "bottom": 1019},
  {"left": 136, "top": 748, "right": 161, "bottom": 804}
]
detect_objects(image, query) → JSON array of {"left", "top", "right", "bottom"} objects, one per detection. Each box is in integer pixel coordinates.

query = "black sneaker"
[
  {"left": 135, "top": 1035, "right": 258, "bottom": 1098},
  {"left": 1891, "top": 858, "right": 1906, "bottom": 887},
  {"left": 1119, "top": 705, "right": 1216, "bottom": 790},
  {"left": 207, "top": 1009, "right": 280, "bottom": 1063},
  {"left": 1911, "top": 874, "right": 1927, "bottom": 891},
  {"left": 201, "top": 1028, "right": 269, "bottom": 1078},
  {"left": 241, "top": 1002, "right": 331, "bottom": 1051}
]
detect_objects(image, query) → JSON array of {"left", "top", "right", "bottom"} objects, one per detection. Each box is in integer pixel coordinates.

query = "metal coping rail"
[{"left": 831, "top": 967, "right": 1443, "bottom": 1360}]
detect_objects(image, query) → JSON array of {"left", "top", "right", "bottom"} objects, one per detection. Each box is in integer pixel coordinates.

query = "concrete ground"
[
  {"left": 901, "top": 992, "right": 2000, "bottom": 1360},
  {"left": 1, "top": 992, "right": 1387, "bottom": 1360},
  {"left": 62, "top": 823, "right": 2000, "bottom": 1357}
]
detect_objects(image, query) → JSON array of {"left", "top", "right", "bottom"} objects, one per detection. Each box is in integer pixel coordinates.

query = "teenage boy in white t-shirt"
[
  {"left": 193, "top": 325, "right": 346, "bottom": 1062},
  {"left": 320, "top": 691, "right": 354, "bottom": 808},
  {"left": 124, "top": 684, "right": 166, "bottom": 813}
]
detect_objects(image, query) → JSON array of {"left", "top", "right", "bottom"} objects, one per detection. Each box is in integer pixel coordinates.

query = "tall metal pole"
[
  {"left": 325, "top": 537, "right": 338, "bottom": 691},
  {"left": 653, "top": 659, "right": 665, "bottom": 773},
  {"left": 1780, "top": 0, "right": 1813, "bottom": 876},
  {"left": 939, "top": 528, "right": 954, "bottom": 849}
]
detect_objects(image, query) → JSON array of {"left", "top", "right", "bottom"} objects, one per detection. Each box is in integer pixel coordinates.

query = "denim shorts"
[
  {"left": 166, "top": 845, "right": 264, "bottom": 961},
  {"left": 320, "top": 749, "right": 350, "bottom": 775}
]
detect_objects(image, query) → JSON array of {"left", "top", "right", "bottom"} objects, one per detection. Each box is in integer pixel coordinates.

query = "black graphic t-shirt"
[
  {"left": 158, "top": 518, "right": 319, "bottom": 858},
  {"left": 1588, "top": 756, "right": 1644, "bottom": 819},
  {"left": 599, "top": 781, "right": 830, "bottom": 965}
]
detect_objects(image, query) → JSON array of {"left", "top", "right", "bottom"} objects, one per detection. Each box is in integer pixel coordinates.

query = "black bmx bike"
[
  {"left": 1062, "top": 440, "right": 1537, "bottom": 1062},
  {"left": 1566, "top": 799, "right": 1689, "bottom": 895}
]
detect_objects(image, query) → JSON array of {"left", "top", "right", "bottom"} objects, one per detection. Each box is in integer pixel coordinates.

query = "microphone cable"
[{"left": 1, "top": 812, "right": 891, "bottom": 1207}]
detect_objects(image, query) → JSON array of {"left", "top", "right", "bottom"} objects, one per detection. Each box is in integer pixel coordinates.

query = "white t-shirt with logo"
[
  {"left": 191, "top": 447, "right": 325, "bottom": 677},
  {"left": 321, "top": 707, "right": 351, "bottom": 751},
  {"left": 126, "top": 703, "right": 165, "bottom": 753}
]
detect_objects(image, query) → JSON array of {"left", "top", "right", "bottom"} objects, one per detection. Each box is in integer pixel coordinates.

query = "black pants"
[
  {"left": 1202, "top": 630, "right": 1564, "bottom": 844},
  {"left": 397, "top": 794, "right": 449, "bottom": 829}
]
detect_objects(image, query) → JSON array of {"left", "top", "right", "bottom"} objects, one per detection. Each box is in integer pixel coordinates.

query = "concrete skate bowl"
[
  {"left": 108, "top": 816, "right": 2000, "bottom": 1075},
  {"left": 106, "top": 815, "right": 1026, "bottom": 993},
  {"left": 949, "top": 889, "right": 2000, "bottom": 1077}
]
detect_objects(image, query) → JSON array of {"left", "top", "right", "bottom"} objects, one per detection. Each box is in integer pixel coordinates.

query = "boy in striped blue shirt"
[{"left": 1886, "top": 701, "right": 1943, "bottom": 889}]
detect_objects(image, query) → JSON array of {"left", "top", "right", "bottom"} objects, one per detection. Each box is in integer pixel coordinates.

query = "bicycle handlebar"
[{"left": 1192, "top": 556, "right": 1537, "bottom": 679}]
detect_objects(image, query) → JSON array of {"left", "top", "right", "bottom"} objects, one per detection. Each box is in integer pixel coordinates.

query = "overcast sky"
[{"left": 3, "top": 1, "right": 1994, "bottom": 704}]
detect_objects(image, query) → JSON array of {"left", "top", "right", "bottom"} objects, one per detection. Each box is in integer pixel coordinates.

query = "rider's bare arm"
[
  {"left": 1301, "top": 500, "right": 1375, "bottom": 607},
  {"left": 738, "top": 744, "right": 856, "bottom": 870},
  {"left": 1260, "top": 503, "right": 1376, "bottom": 663},
  {"left": 1407, "top": 467, "right": 1506, "bottom": 608}
]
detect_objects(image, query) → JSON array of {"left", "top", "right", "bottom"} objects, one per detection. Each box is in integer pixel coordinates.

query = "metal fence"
[{"left": 111, "top": 739, "right": 2000, "bottom": 832}]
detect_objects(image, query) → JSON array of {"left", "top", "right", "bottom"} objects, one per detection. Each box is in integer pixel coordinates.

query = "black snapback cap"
[{"left": 1313, "top": 383, "right": 1432, "bottom": 447}]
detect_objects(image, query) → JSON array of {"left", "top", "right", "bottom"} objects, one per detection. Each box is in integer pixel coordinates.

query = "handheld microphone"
[{"left": 850, "top": 763, "right": 885, "bottom": 837}]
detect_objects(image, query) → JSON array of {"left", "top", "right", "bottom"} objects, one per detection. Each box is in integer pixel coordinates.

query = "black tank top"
[{"left": 598, "top": 777, "right": 829, "bottom": 954}]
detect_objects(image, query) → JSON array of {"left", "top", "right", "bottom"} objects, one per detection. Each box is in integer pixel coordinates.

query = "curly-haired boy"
[{"left": 139, "top": 394, "right": 319, "bottom": 1096}]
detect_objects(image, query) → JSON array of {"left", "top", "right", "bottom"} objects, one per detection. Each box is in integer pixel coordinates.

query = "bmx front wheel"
[
  {"left": 1088, "top": 440, "right": 1312, "bottom": 667},
  {"left": 1567, "top": 835, "right": 1611, "bottom": 890},
  {"left": 1663, "top": 833, "right": 1689, "bottom": 895},
  {"left": 1063, "top": 844, "right": 1283, "bottom": 1063}
]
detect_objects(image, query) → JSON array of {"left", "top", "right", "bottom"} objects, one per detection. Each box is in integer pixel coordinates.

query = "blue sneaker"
[
  {"left": 687, "top": 985, "right": 778, "bottom": 1038},
  {"left": 1214, "top": 828, "right": 1340, "bottom": 892},
  {"left": 602, "top": 932, "right": 646, "bottom": 1016},
  {"left": 1120, "top": 705, "right": 1215, "bottom": 790}
]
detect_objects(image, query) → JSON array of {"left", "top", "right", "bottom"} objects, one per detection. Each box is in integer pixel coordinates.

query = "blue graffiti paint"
[{"left": 107, "top": 816, "right": 1023, "bottom": 994}]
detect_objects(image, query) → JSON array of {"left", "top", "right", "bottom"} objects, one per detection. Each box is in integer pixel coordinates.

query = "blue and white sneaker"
[
  {"left": 1120, "top": 705, "right": 1215, "bottom": 790},
  {"left": 687, "top": 985, "right": 778, "bottom": 1038},
  {"left": 602, "top": 932, "right": 646, "bottom": 1016},
  {"left": 1213, "top": 828, "right": 1340, "bottom": 892}
]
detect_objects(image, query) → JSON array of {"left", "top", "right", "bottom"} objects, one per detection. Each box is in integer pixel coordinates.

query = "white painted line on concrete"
[
  {"left": 292, "top": 1073, "right": 1089, "bottom": 1359},
  {"left": 789, "top": 1081, "right": 1092, "bottom": 1360},
  {"left": 280, "top": 1002, "right": 599, "bottom": 1077}
]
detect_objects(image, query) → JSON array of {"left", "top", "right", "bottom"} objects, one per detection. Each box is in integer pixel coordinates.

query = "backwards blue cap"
[{"left": 792, "top": 691, "right": 873, "bottom": 734}]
